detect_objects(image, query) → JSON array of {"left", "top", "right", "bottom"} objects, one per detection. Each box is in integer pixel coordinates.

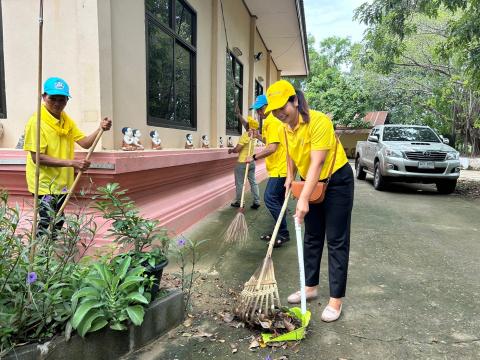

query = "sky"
[{"left": 303, "top": 0, "right": 368, "bottom": 46}]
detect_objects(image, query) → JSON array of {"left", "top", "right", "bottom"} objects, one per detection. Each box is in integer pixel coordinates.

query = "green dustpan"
[{"left": 261, "top": 307, "right": 311, "bottom": 343}]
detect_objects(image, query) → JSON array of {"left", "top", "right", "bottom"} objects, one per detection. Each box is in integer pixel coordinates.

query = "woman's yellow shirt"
[{"left": 279, "top": 110, "right": 348, "bottom": 180}]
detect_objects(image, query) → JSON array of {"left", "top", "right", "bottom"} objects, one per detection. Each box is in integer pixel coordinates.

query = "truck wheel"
[
  {"left": 355, "top": 158, "right": 366, "bottom": 180},
  {"left": 436, "top": 180, "right": 457, "bottom": 194},
  {"left": 373, "top": 162, "right": 386, "bottom": 191}
]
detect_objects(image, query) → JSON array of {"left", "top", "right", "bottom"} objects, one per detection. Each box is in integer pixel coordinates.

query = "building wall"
[
  {"left": 0, "top": 0, "right": 102, "bottom": 149},
  {"left": 0, "top": 0, "right": 281, "bottom": 150},
  {"left": 253, "top": 29, "right": 268, "bottom": 97}
]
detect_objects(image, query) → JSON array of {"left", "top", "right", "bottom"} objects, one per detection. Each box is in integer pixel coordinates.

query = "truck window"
[{"left": 383, "top": 127, "right": 440, "bottom": 142}]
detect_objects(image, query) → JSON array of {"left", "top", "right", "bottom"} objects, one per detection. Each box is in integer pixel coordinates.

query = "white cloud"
[{"left": 304, "top": 0, "right": 368, "bottom": 45}]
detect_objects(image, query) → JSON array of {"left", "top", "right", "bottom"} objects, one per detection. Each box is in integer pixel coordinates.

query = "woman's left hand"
[{"left": 295, "top": 197, "right": 309, "bottom": 224}]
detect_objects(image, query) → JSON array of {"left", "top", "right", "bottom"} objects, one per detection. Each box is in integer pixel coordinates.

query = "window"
[
  {"left": 0, "top": 3, "right": 6, "bottom": 119},
  {"left": 255, "top": 79, "right": 263, "bottom": 97},
  {"left": 226, "top": 51, "right": 243, "bottom": 135},
  {"left": 145, "top": 0, "right": 196, "bottom": 129}
]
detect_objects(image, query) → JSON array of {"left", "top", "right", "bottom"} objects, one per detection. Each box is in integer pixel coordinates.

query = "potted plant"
[{"left": 93, "top": 183, "right": 170, "bottom": 298}]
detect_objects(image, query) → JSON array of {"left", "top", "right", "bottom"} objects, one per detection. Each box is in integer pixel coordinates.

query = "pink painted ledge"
[{"left": 0, "top": 148, "right": 267, "bottom": 248}]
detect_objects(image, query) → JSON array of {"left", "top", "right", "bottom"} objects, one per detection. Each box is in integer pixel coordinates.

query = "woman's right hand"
[{"left": 284, "top": 176, "right": 292, "bottom": 196}]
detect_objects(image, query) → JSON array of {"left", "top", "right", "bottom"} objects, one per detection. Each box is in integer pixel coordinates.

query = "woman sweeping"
[{"left": 264, "top": 80, "right": 354, "bottom": 322}]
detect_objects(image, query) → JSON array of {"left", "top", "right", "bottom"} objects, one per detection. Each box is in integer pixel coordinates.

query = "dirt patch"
[{"left": 454, "top": 179, "right": 480, "bottom": 199}]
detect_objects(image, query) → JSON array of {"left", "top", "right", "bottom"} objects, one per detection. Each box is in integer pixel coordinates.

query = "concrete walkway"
[
  {"left": 460, "top": 169, "right": 480, "bottom": 182},
  {"left": 126, "top": 175, "right": 480, "bottom": 360}
]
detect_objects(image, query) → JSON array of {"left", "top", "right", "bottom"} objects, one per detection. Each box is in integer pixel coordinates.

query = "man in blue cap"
[
  {"left": 237, "top": 95, "right": 290, "bottom": 246},
  {"left": 24, "top": 77, "right": 112, "bottom": 235}
]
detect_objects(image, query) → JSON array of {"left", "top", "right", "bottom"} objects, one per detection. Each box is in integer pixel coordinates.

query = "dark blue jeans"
[{"left": 264, "top": 177, "right": 289, "bottom": 238}]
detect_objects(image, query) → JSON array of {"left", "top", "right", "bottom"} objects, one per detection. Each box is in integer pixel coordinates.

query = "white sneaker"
[{"left": 321, "top": 304, "right": 342, "bottom": 322}]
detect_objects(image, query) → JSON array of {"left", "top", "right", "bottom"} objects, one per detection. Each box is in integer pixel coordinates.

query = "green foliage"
[
  {"left": 93, "top": 183, "right": 170, "bottom": 265},
  {"left": 354, "top": 3, "right": 480, "bottom": 154},
  {"left": 71, "top": 255, "right": 151, "bottom": 336},
  {"left": 0, "top": 191, "right": 95, "bottom": 355}
]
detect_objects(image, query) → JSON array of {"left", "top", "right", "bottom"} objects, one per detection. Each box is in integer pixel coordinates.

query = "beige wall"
[
  {"left": 0, "top": 0, "right": 102, "bottom": 149},
  {"left": 253, "top": 29, "right": 267, "bottom": 100},
  {"left": 0, "top": 0, "right": 285, "bottom": 150}
]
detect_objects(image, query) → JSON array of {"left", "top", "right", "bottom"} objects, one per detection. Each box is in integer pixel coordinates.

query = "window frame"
[
  {"left": 145, "top": 0, "right": 197, "bottom": 130},
  {"left": 0, "top": 2, "right": 7, "bottom": 119},
  {"left": 225, "top": 50, "right": 243, "bottom": 136}
]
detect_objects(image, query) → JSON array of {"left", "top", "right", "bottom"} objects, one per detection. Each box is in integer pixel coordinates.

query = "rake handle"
[
  {"left": 57, "top": 129, "right": 104, "bottom": 216},
  {"left": 255, "top": 188, "right": 291, "bottom": 290},
  {"left": 239, "top": 136, "right": 255, "bottom": 208},
  {"left": 294, "top": 217, "right": 307, "bottom": 315}
]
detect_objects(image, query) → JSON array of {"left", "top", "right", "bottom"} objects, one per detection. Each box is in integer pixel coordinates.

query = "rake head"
[
  {"left": 223, "top": 211, "right": 249, "bottom": 246},
  {"left": 235, "top": 257, "right": 281, "bottom": 323}
]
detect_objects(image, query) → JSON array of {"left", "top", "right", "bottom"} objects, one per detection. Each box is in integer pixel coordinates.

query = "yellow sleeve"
[
  {"left": 238, "top": 132, "right": 250, "bottom": 146},
  {"left": 267, "top": 119, "right": 282, "bottom": 144},
  {"left": 71, "top": 121, "right": 86, "bottom": 142},
  {"left": 310, "top": 112, "right": 335, "bottom": 151},
  {"left": 23, "top": 117, "right": 47, "bottom": 153}
]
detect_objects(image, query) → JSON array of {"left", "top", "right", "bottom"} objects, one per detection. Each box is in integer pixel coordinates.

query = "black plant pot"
[{"left": 144, "top": 259, "right": 168, "bottom": 299}]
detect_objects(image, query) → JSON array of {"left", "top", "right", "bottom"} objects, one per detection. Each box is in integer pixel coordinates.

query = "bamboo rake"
[
  {"left": 224, "top": 135, "right": 255, "bottom": 246},
  {"left": 236, "top": 189, "right": 291, "bottom": 322}
]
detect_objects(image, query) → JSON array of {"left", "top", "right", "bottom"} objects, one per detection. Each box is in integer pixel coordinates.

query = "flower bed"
[{"left": 0, "top": 184, "right": 172, "bottom": 356}]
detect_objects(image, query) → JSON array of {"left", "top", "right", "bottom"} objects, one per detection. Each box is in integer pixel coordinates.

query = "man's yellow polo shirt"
[
  {"left": 262, "top": 114, "right": 287, "bottom": 177},
  {"left": 237, "top": 132, "right": 253, "bottom": 163},
  {"left": 280, "top": 110, "right": 348, "bottom": 180},
  {"left": 24, "top": 106, "right": 85, "bottom": 195}
]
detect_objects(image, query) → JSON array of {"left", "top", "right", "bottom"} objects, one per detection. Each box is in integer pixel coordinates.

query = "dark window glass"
[
  {"left": 175, "top": 0, "right": 193, "bottom": 44},
  {"left": 146, "top": 0, "right": 170, "bottom": 26},
  {"left": 383, "top": 127, "right": 440, "bottom": 142},
  {"left": 255, "top": 80, "right": 263, "bottom": 97},
  {"left": 175, "top": 43, "right": 192, "bottom": 127},
  {"left": 147, "top": 24, "right": 174, "bottom": 121},
  {"left": 226, "top": 51, "right": 243, "bottom": 135},
  {"left": 0, "top": 3, "right": 6, "bottom": 119},
  {"left": 146, "top": 0, "right": 196, "bottom": 129}
]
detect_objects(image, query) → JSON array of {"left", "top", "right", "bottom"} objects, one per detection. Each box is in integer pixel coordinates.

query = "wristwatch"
[{"left": 252, "top": 154, "right": 257, "bottom": 161}]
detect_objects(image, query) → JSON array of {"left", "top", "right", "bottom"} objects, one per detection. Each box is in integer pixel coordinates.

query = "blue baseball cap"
[
  {"left": 249, "top": 94, "right": 268, "bottom": 110},
  {"left": 43, "top": 77, "right": 70, "bottom": 97}
]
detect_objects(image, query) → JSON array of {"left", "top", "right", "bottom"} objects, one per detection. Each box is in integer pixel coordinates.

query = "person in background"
[
  {"left": 265, "top": 80, "right": 354, "bottom": 322},
  {"left": 228, "top": 118, "right": 261, "bottom": 210},
  {"left": 245, "top": 95, "right": 290, "bottom": 247},
  {"left": 24, "top": 77, "right": 112, "bottom": 235}
]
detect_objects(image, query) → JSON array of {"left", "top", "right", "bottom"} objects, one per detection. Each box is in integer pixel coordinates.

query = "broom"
[
  {"left": 236, "top": 188, "right": 291, "bottom": 322},
  {"left": 223, "top": 136, "right": 255, "bottom": 246}
]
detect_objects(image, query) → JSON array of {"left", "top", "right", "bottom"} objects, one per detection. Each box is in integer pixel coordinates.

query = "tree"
[{"left": 354, "top": 5, "right": 480, "bottom": 154}]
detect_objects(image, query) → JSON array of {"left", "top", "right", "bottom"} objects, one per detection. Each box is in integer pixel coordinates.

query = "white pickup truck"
[{"left": 355, "top": 125, "right": 461, "bottom": 193}]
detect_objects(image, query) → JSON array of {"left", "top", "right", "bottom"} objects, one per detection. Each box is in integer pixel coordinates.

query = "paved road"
[{"left": 127, "top": 173, "right": 480, "bottom": 360}]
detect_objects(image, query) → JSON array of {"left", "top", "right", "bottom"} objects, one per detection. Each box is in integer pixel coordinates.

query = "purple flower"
[
  {"left": 62, "top": 186, "right": 68, "bottom": 193},
  {"left": 265, "top": 356, "right": 272, "bottom": 360},
  {"left": 27, "top": 272, "right": 37, "bottom": 284},
  {"left": 42, "top": 195, "right": 53, "bottom": 204},
  {"left": 177, "top": 237, "right": 186, "bottom": 247}
]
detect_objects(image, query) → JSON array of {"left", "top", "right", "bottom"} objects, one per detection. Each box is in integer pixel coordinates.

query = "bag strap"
[{"left": 283, "top": 127, "right": 339, "bottom": 183}]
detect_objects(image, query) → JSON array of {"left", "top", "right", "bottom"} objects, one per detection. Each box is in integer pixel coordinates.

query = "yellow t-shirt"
[
  {"left": 262, "top": 114, "right": 287, "bottom": 177},
  {"left": 237, "top": 132, "right": 254, "bottom": 163},
  {"left": 280, "top": 110, "right": 348, "bottom": 180},
  {"left": 24, "top": 106, "right": 85, "bottom": 195}
]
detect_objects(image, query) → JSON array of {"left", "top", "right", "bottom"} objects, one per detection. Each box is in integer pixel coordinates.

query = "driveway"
[{"left": 126, "top": 173, "right": 480, "bottom": 359}]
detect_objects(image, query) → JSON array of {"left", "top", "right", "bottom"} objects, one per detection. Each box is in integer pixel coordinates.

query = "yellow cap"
[
  {"left": 247, "top": 116, "right": 259, "bottom": 129},
  {"left": 264, "top": 80, "right": 296, "bottom": 113}
]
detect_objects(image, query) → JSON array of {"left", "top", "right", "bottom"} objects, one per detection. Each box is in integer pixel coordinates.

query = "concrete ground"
[{"left": 126, "top": 169, "right": 480, "bottom": 360}]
